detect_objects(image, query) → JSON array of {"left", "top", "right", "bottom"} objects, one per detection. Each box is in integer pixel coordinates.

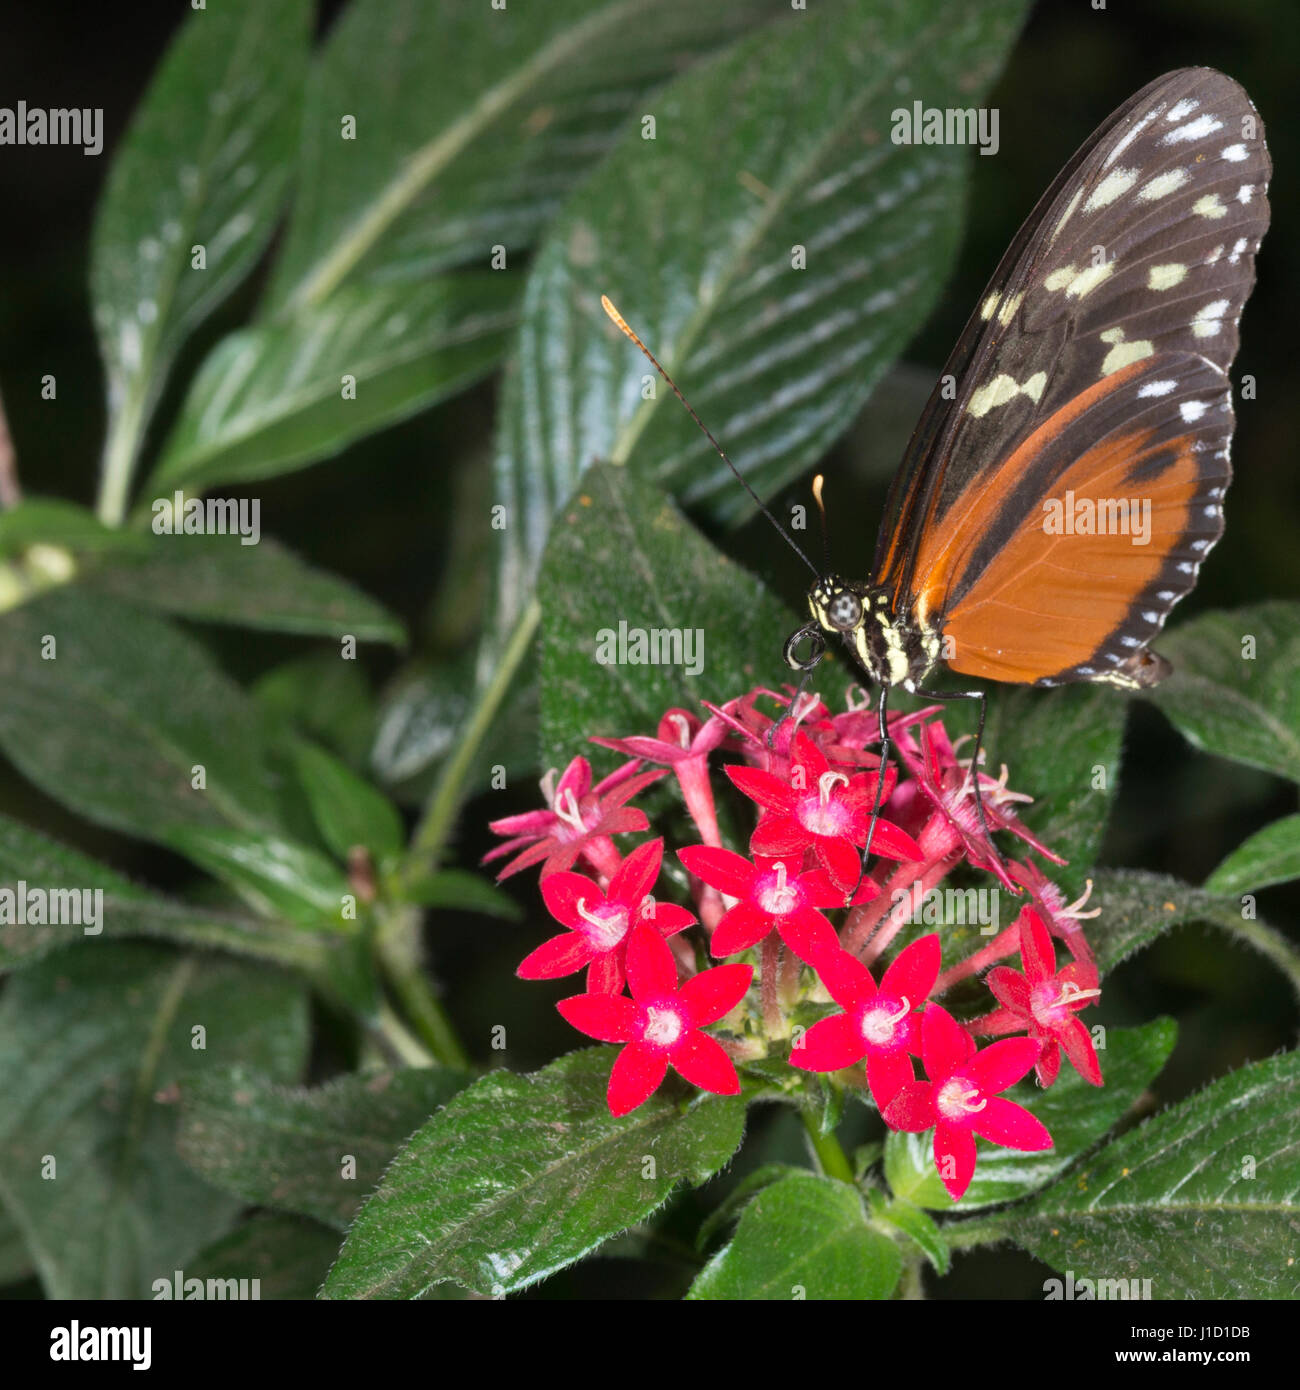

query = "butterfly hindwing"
[{"left": 873, "top": 67, "right": 1269, "bottom": 686}]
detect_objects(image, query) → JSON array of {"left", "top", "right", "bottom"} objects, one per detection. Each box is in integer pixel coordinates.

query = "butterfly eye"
[{"left": 828, "top": 592, "right": 862, "bottom": 631}]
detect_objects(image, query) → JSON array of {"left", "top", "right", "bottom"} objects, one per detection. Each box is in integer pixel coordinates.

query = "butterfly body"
[{"left": 803, "top": 575, "right": 942, "bottom": 692}]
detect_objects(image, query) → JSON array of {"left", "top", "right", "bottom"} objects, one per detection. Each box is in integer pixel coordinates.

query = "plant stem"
[
  {"left": 405, "top": 597, "right": 539, "bottom": 887},
  {"left": 98, "top": 387, "right": 147, "bottom": 525},
  {"left": 376, "top": 904, "right": 470, "bottom": 1069},
  {"left": 800, "top": 1107, "right": 855, "bottom": 1183},
  {"left": 375, "top": 998, "right": 436, "bottom": 1067},
  {"left": 1209, "top": 906, "right": 1300, "bottom": 1004}
]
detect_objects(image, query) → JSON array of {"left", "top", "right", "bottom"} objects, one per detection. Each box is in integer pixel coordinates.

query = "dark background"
[{"left": 0, "top": 0, "right": 1295, "bottom": 1300}]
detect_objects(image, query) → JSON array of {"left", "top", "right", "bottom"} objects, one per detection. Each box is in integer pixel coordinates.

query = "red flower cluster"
[{"left": 488, "top": 686, "right": 1103, "bottom": 1201}]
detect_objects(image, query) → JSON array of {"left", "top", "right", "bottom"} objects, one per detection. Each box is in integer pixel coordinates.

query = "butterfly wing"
[{"left": 872, "top": 67, "right": 1270, "bottom": 686}]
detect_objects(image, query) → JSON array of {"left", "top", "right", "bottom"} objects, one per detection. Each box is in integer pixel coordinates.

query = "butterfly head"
[{"left": 796, "top": 575, "right": 939, "bottom": 690}]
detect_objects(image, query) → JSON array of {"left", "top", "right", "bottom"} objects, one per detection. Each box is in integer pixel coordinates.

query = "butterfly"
[{"left": 603, "top": 66, "right": 1270, "bottom": 874}]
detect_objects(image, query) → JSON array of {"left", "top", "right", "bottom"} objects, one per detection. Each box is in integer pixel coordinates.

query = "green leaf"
[
  {"left": 980, "top": 685, "right": 1126, "bottom": 897},
  {"left": 489, "top": 0, "right": 1024, "bottom": 657},
  {"left": 873, "top": 1195, "right": 949, "bottom": 1276},
  {"left": 266, "top": 0, "right": 790, "bottom": 311},
  {"left": 694, "top": 1162, "right": 803, "bottom": 1252},
  {"left": 0, "top": 1205, "right": 33, "bottom": 1287},
  {"left": 0, "top": 589, "right": 288, "bottom": 845},
  {"left": 0, "top": 943, "right": 309, "bottom": 1299},
  {"left": 85, "top": 534, "right": 405, "bottom": 644},
  {"left": 254, "top": 654, "right": 376, "bottom": 770},
  {"left": 164, "top": 824, "right": 352, "bottom": 930},
  {"left": 150, "top": 277, "right": 515, "bottom": 492},
  {"left": 320, "top": 1047, "right": 745, "bottom": 1298},
  {"left": 0, "top": 812, "right": 377, "bottom": 1014},
  {"left": 187, "top": 1213, "right": 343, "bottom": 1301},
  {"left": 0, "top": 498, "right": 146, "bottom": 559},
  {"left": 1205, "top": 814, "right": 1300, "bottom": 895},
  {"left": 177, "top": 1065, "right": 471, "bottom": 1230},
  {"left": 403, "top": 868, "right": 521, "bottom": 922},
  {"left": 1142, "top": 601, "right": 1300, "bottom": 783},
  {"left": 688, "top": 1171, "right": 901, "bottom": 1300},
  {"left": 885, "top": 1019, "right": 1177, "bottom": 1211},
  {"left": 1003, "top": 1049, "right": 1300, "bottom": 1298},
  {"left": 539, "top": 462, "right": 831, "bottom": 766},
  {"left": 90, "top": 0, "right": 310, "bottom": 522},
  {"left": 292, "top": 741, "right": 406, "bottom": 862}
]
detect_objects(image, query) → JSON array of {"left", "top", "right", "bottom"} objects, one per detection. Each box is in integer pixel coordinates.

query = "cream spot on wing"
[
  {"left": 1147, "top": 263, "right": 1187, "bottom": 290},
  {"left": 1138, "top": 169, "right": 1189, "bottom": 201},
  {"left": 980, "top": 292, "right": 1001, "bottom": 321},
  {"left": 1049, "top": 184, "right": 1086, "bottom": 242},
  {"left": 1104, "top": 107, "right": 1160, "bottom": 169},
  {"left": 1100, "top": 329, "right": 1153, "bottom": 376},
  {"left": 1084, "top": 167, "right": 1139, "bottom": 212},
  {"left": 967, "top": 371, "right": 1046, "bottom": 418},
  {"left": 1191, "top": 299, "right": 1230, "bottom": 338},
  {"left": 1044, "top": 266, "right": 1076, "bottom": 291},
  {"left": 1205, "top": 244, "right": 1225, "bottom": 264},
  {"left": 1193, "top": 193, "right": 1228, "bottom": 219},
  {"left": 1161, "top": 113, "right": 1223, "bottom": 145},
  {"left": 1064, "top": 262, "right": 1114, "bottom": 298},
  {"left": 996, "top": 290, "right": 1024, "bottom": 326}
]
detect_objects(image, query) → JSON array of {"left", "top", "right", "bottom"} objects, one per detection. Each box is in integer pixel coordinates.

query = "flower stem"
[
  {"left": 376, "top": 905, "right": 470, "bottom": 1069},
  {"left": 405, "top": 598, "right": 540, "bottom": 886},
  {"left": 800, "top": 1107, "right": 855, "bottom": 1184},
  {"left": 1206, "top": 904, "right": 1300, "bottom": 1005},
  {"left": 375, "top": 999, "right": 436, "bottom": 1067}
]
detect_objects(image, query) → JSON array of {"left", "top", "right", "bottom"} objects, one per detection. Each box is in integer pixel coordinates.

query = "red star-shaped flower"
[
  {"left": 677, "top": 846, "right": 870, "bottom": 962},
  {"left": 484, "top": 755, "right": 665, "bottom": 881},
  {"left": 979, "top": 906, "right": 1103, "bottom": 1087},
  {"left": 557, "top": 923, "right": 752, "bottom": 1116},
  {"left": 727, "top": 733, "right": 921, "bottom": 893},
  {"left": 883, "top": 1004, "right": 1052, "bottom": 1201},
  {"left": 518, "top": 838, "right": 694, "bottom": 994},
  {"left": 789, "top": 936, "right": 940, "bottom": 1110}
]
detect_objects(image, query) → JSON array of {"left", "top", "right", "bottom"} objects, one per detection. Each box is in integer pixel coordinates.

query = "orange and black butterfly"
[{"left": 604, "top": 67, "right": 1270, "bottom": 859}]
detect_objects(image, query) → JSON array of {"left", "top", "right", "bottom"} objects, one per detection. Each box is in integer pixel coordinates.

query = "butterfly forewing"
[{"left": 873, "top": 67, "right": 1269, "bottom": 686}]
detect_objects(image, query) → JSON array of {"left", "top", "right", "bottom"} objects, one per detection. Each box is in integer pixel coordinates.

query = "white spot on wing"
[
  {"left": 1220, "top": 144, "right": 1248, "bottom": 162},
  {"left": 1161, "top": 113, "right": 1223, "bottom": 145},
  {"left": 1084, "top": 167, "right": 1139, "bottom": 212},
  {"left": 1147, "top": 263, "right": 1187, "bottom": 291},
  {"left": 1191, "top": 299, "right": 1230, "bottom": 338},
  {"left": 1165, "top": 98, "right": 1200, "bottom": 121},
  {"left": 1137, "top": 379, "right": 1178, "bottom": 398},
  {"left": 1193, "top": 193, "right": 1228, "bottom": 219},
  {"left": 1179, "top": 400, "right": 1209, "bottom": 423}
]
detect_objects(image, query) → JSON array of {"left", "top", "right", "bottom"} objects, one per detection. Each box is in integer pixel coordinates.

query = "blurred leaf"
[
  {"left": 688, "top": 1171, "right": 901, "bottom": 1300},
  {"left": 255, "top": 654, "right": 376, "bottom": 770},
  {"left": 90, "top": 0, "right": 310, "bottom": 520},
  {"left": 1205, "top": 814, "right": 1300, "bottom": 896},
  {"left": 0, "top": 1205, "right": 33, "bottom": 1287},
  {"left": 165, "top": 824, "right": 352, "bottom": 930},
  {"left": 980, "top": 685, "right": 1126, "bottom": 897},
  {"left": 489, "top": 0, "right": 1025, "bottom": 660},
  {"left": 0, "top": 943, "right": 309, "bottom": 1299},
  {"left": 85, "top": 533, "right": 405, "bottom": 644},
  {"left": 539, "top": 463, "right": 832, "bottom": 766},
  {"left": 188, "top": 1213, "right": 342, "bottom": 1301},
  {"left": 267, "top": 0, "right": 789, "bottom": 311},
  {"left": 0, "top": 590, "right": 287, "bottom": 845},
  {"left": 320, "top": 1047, "right": 745, "bottom": 1298},
  {"left": 403, "top": 867, "right": 521, "bottom": 921},
  {"left": 151, "top": 277, "right": 515, "bottom": 491},
  {"left": 695, "top": 1162, "right": 808, "bottom": 1253},
  {"left": 0, "top": 498, "right": 146, "bottom": 559},
  {"left": 884, "top": 1020, "right": 1176, "bottom": 1212},
  {"left": 1002, "top": 1050, "right": 1300, "bottom": 1298},
  {"left": 178, "top": 1065, "right": 471, "bottom": 1230},
  {"left": 0, "top": 812, "right": 377, "bottom": 1013},
  {"left": 1143, "top": 602, "right": 1300, "bottom": 784},
  {"left": 292, "top": 741, "right": 406, "bottom": 863}
]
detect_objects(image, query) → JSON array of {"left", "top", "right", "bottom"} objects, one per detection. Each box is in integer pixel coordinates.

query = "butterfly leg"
[
  {"left": 848, "top": 683, "right": 893, "bottom": 904},
  {"left": 769, "top": 623, "right": 825, "bottom": 750},
  {"left": 910, "top": 685, "right": 1020, "bottom": 890}
]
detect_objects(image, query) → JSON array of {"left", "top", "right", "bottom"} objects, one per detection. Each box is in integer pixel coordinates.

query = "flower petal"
[
  {"left": 865, "top": 1049, "right": 915, "bottom": 1112},
  {"left": 813, "top": 949, "right": 877, "bottom": 1010},
  {"left": 935, "top": 1122, "right": 978, "bottom": 1200},
  {"left": 749, "top": 813, "right": 807, "bottom": 857},
  {"left": 882, "top": 1080, "right": 936, "bottom": 1132},
  {"left": 1017, "top": 906, "right": 1056, "bottom": 982},
  {"left": 517, "top": 933, "right": 594, "bottom": 980},
  {"left": 790, "top": 1013, "right": 864, "bottom": 1072},
  {"left": 650, "top": 903, "right": 695, "bottom": 937},
  {"left": 814, "top": 834, "right": 862, "bottom": 893},
  {"left": 670, "top": 1031, "right": 741, "bottom": 1095},
  {"left": 1057, "top": 1016, "right": 1104, "bottom": 1086},
  {"left": 985, "top": 966, "right": 1032, "bottom": 1016},
  {"left": 679, "top": 962, "right": 753, "bottom": 1026},
  {"left": 625, "top": 922, "right": 679, "bottom": 999},
  {"left": 540, "top": 870, "right": 604, "bottom": 928},
  {"left": 726, "top": 764, "right": 797, "bottom": 814},
  {"left": 861, "top": 819, "right": 924, "bottom": 862},
  {"left": 609, "top": 837, "right": 663, "bottom": 909},
  {"left": 776, "top": 907, "right": 840, "bottom": 967},
  {"left": 556, "top": 992, "right": 636, "bottom": 1042},
  {"left": 920, "top": 1004, "right": 976, "bottom": 1080},
  {"left": 972, "top": 1096, "right": 1053, "bottom": 1151},
  {"left": 967, "top": 1036, "right": 1042, "bottom": 1094},
  {"left": 879, "top": 933, "right": 941, "bottom": 1007},
  {"left": 710, "top": 903, "right": 769, "bottom": 957},
  {"left": 608, "top": 1042, "right": 669, "bottom": 1116},
  {"left": 677, "top": 844, "right": 757, "bottom": 898}
]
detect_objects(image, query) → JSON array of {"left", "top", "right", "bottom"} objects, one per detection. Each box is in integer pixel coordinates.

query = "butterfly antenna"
[
  {"left": 811, "top": 473, "right": 832, "bottom": 574},
  {"left": 601, "top": 295, "right": 819, "bottom": 576}
]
